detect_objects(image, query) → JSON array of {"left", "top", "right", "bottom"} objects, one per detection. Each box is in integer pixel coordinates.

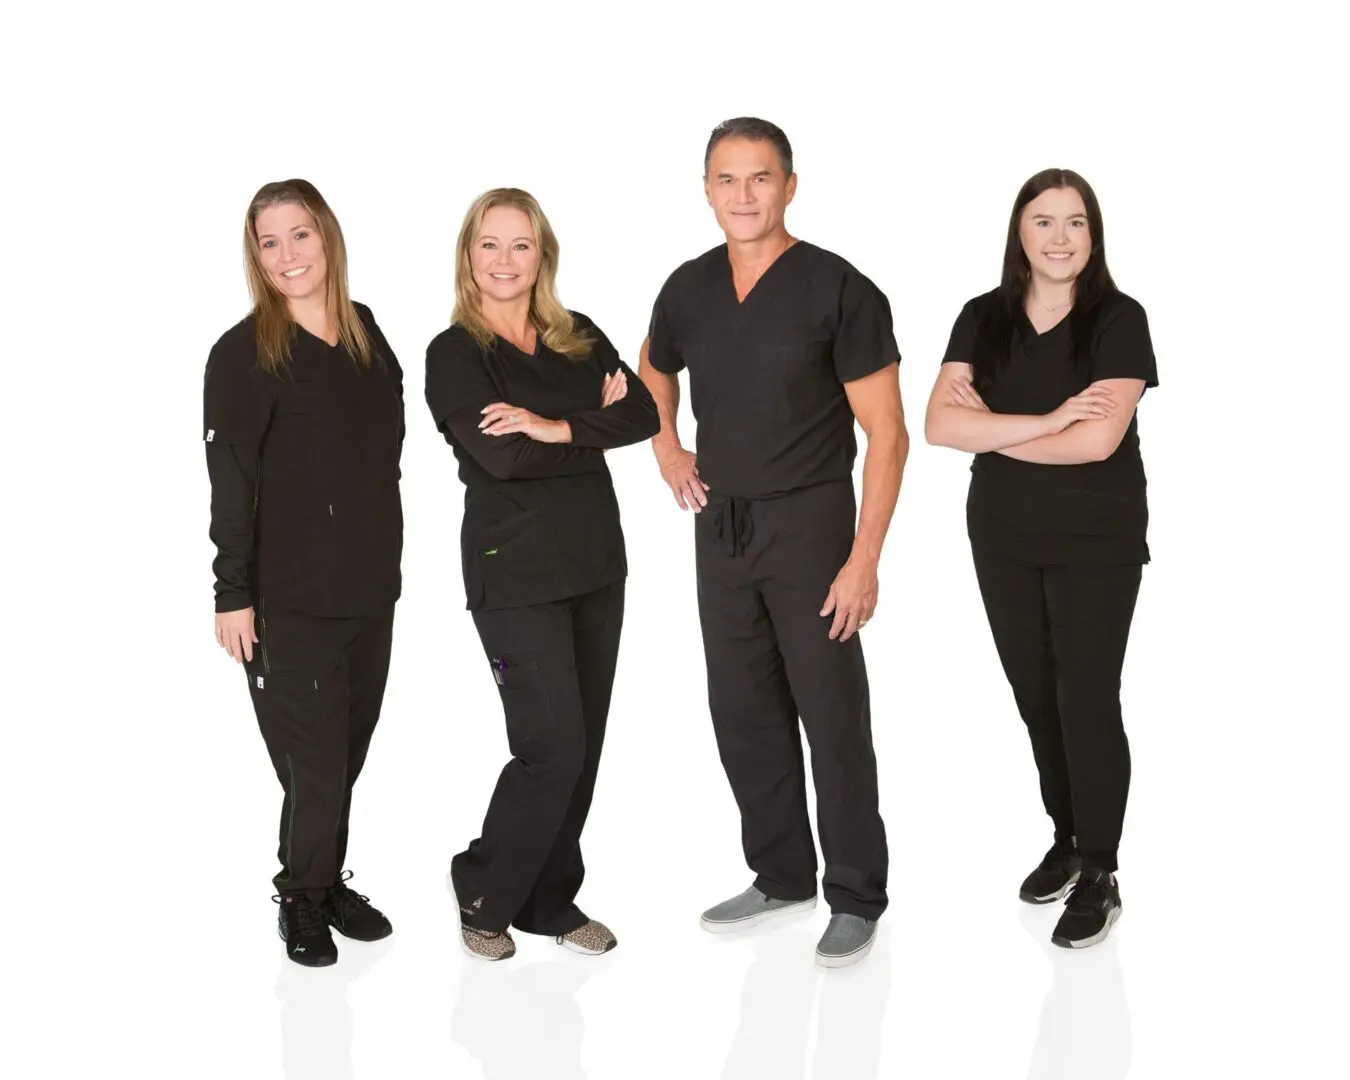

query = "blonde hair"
[
  {"left": 243, "top": 179, "right": 372, "bottom": 375},
  {"left": 451, "top": 188, "right": 592, "bottom": 359}
]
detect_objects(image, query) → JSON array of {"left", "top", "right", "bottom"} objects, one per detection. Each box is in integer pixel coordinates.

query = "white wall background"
[{"left": 3, "top": 2, "right": 1344, "bottom": 1078}]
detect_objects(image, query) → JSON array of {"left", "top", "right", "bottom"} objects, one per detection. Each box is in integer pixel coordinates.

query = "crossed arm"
[{"left": 924, "top": 362, "right": 1145, "bottom": 464}]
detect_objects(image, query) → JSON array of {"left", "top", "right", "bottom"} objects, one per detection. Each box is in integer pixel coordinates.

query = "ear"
[{"left": 785, "top": 172, "right": 798, "bottom": 206}]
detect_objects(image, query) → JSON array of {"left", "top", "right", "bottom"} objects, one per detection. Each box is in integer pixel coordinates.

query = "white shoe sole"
[
  {"left": 1021, "top": 870, "right": 1081, "bottom": 905},
  {"left": 816, "top": 931, "right": 876, "bottom": 969},
  {"left": 557, "top": 936, "right": 616, "bottom": 956},
  {"left": 1052, "top": 904, "right": 1121, "bottom": 949},
  {"left": 700, "top": 895, "right": 817, "bottom": 934}
]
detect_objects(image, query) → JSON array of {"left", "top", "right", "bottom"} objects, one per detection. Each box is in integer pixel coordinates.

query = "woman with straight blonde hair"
[
  {"left": 204, "top": 178, "right": 404, "bottom": 967},
  {"left": 425, "top": 188, "right": 659, "bottom": 961}
]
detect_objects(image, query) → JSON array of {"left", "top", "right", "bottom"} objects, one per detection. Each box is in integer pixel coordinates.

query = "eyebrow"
[
  {"left": 716, "top": 169, "right": 774, "bottom": 179},
  {"left": 1031, "top": 213, "right": 1088, "bottom": 219},
  {"left": 477, "top": 235, "right": 534, "bottom": 242},
  {"left": 255, "top": 224, "right": 311, "bottom": 240}
]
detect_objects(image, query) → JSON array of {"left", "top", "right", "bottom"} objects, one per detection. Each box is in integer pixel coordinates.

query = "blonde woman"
[
  {"left": 204, "top": 179, "right": 403, "bottom": 967},
  {"left": 425, "top": 188, "right": 659, "bottom": 961}
]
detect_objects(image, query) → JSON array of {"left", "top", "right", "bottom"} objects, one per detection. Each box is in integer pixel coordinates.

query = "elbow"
[
  {"left": 482, "top": 454, "right": 520, "bottom": 481},
  {"left": 1088, "top": 433, "right": 1123, "bottom": 463},
  {"left": 923, "top": 415, "right": 948, "bottom": 448}
]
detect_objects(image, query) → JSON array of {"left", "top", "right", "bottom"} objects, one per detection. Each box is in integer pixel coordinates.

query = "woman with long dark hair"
[
  {"left": 425, "top": 188, "right": 659, "bottom": 961},
  {"left": 204, "top": 179, "right": 403, "bottom": 966},
  {"left": 924, "top": 169, "right": 1158, "bottom": 948}
]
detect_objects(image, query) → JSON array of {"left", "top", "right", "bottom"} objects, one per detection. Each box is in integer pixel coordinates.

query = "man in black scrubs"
[{"left": 638, "top": 118, "right": 908, "bottom": 968}]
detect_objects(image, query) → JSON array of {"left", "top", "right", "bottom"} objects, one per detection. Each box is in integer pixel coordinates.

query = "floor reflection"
[
  {"left": 721, "top": 926, "right": 892, "bottom": 1080},
  {"left": 276, "top": 936, "right": 393, "bottom": 1080},
  {"left": 451, "top": 952, "right": 608, "bottom": 1080},
  {"left": 1020, "top": 905, "right": 1132, "bottom": 1079}
]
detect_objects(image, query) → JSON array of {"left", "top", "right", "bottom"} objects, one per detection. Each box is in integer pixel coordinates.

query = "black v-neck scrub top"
[
  {"left": 941, "top": 289, "right": 1159, "bottom": 564},
  {"left": 202, "top": 302, "right": 405, "bottom": 617},
  {"left": 647, "top": 241, "right": 900, "bottom": 500},
  {"left": 424, "top": 312, "right": 660, "bottom": 611}
]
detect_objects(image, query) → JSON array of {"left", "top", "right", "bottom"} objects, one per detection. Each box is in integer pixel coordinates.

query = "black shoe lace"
[
  {"left": 330, "top": 870, "right": 374, "bottom": 919},
  {"left": 274, "top": 893, "right": 330, "bottom": 937},
  {"left": 1064, "top": 872, "right": 1111, "bottom": 913}
]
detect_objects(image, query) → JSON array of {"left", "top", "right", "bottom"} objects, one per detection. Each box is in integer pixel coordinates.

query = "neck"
[
  {"left": 1027, "top": 273, "right": 1075, "bottom": 311},
  {"left": 726, "top": 226, "right": 796, "bottom": 272},
  {"left": 287, "top": 294, "right": 332, "bottom": 338},
  {"left": 481, "top": 294, "right": 533, "bottom": 346}
]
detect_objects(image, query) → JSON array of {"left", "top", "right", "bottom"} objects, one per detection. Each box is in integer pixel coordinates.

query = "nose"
[{"left": 736, "top": 178, "right": 756, "bottom": 203}]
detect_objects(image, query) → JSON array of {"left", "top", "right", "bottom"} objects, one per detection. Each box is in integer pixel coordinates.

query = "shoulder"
[
  {"left": 1092, "top": 291, "right": 1150, "bottom": 335},
  {"left": 962, "top": 288, "right": 1001, "bottom": 321},
  {"left": 427, "top": 323, "right": 482, "bottom": 358},
  {"left": 207, "top": 314, "right": 258, "bottom": 371},
  {"left": 659, "top": 244, "right": 725, "bottom": 293},
  {"left": 351, "top": 299, "right": 376, "bottom": 326},
  {"left": 798, "top": 243, "right": 892, "bottom": 303}
]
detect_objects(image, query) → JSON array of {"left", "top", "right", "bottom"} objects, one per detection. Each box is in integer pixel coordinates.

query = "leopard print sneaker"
[
  {"left": 556, "top": 920, "right": 617, "bottom": 956},
  {"left": 457, "top": 897, "right": 516, "bottom": 962},
  {"left": 460, "top": 924, "right": 517, "bottom": 961}
]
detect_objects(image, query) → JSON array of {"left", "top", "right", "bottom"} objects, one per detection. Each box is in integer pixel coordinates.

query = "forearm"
[
  {"left": 996, "top": 421, "right": 1107, "bottom": 464},
  {"left": 566, "top": 364, "right": 662, "bottom": 449},
  {"left": 639, "top": 354, "right": 684, "bottom": 453},
  {"left": 926, "top": 402, "right": 1054, "bottom": 453},
  {"left": 206, "top": 443, "right": 258, "bottom": 612},
  {"left": 852, "top": 420, "right": 908, "bottom": 563}
]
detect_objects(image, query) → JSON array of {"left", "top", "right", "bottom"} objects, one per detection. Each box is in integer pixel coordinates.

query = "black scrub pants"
[
  {"left": 244, "top": 603, "right": 395, "bottom": 898},
  {"left": 451, "top": 580, "right": 624, "bottom": 937},
  {"left": 970, "top": 549, "right": 1141, "bottom": 872},
  {"left": 695, "top": 480, "right": 888, "bottom": 921}
]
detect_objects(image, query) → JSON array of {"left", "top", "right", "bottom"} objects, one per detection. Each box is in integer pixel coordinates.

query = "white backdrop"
[{"left": 4, "top": 2, "right": 1345, "bottom": 1078}]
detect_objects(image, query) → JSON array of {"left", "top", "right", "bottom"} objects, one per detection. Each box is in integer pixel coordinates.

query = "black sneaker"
[
  {"left": 323, "top": 870, "right": 393, "bottom": 941},
  {"left": 1019, "top": 842, "right": 1083, "bottom": 904},
  {"left": 1051, "top": 867, "right": 1122, "bottom": 949},
  {"left": 275, "top": 892, "right": 339, "bottom": 967}
]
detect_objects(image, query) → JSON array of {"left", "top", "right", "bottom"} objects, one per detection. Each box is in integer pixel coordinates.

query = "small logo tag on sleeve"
[
  {"left": 256, "top": 676, "right": 265, "bottom": 689},
  {"left": 206, "top": 429, "right": 215, "bottom": 442}
]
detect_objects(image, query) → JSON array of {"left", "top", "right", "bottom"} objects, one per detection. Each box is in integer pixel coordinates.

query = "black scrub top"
[
  {"left": 941, "top": 289, "right": 1159, "bottom": 564},
  {"left": 203, "top": 302, "right": 404, "bottom": 617},
  {"left": 647, "top": 241, "right": 899, "bottom": 500},
  {"left": 424, "top": 312, "right": 660, "bottom": 611}
]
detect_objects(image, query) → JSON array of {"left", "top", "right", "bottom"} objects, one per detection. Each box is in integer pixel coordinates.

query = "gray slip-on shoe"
[
  {"left": 699, "top": 885, "right": 817, "bottom": 934},
  {"left": 815, "top": 913, "right": 877, "bottom": 968}
]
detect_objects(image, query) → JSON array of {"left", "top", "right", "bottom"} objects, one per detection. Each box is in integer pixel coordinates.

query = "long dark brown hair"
[
  {"left": 243, "top": 179, "right": 372, "bottom": 375},
  {"left": 971, "top": 168, "right": 1117, "bottom": 388}
]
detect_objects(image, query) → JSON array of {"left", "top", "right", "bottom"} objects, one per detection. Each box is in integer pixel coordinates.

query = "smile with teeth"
[
  {"left": 490, "top": 273, "right": 519, "bottom": 280},
  {"left": 1044, "top": 252, "right": 1074, "bottom": 260},
  {"left": 281, "top": 266, "right": 310, "bottom": 278}
]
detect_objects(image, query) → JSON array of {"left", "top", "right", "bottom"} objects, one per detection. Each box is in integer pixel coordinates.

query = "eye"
[
  {"left": 294, "top": 230, "right": 309, "bottom": 240},
  {"left": 261, "top": 239, "right": 276, "bottom": 248},
  {"left": 1069, "top": 219, "right": 1088, "bottom": 228},
  {"left": 480, "top": 241, "right": 497, "bottom": 250},
  {"left": 513, "top": 242, "right": 530, "bottom": 251}
]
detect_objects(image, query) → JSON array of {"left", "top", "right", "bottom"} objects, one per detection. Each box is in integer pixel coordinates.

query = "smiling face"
[
  {"left": 254, "top": 202, "right": 328, "bottom": 302},
  {"left": 1019, "top": 186, "right": 1091, "bottom": 286},
  {"left": 704, "top": 136, "right": 797, "bottom": 244},
  {"left": 470, "top": 205, "right": 540, "bottom": 305}
]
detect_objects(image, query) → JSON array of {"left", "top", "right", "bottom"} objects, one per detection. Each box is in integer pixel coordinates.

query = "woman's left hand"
[
  {"left": 948, "top": 377, "right": 989, "bottom": 411},
  {"left": 480, "top": 403, "right": 571, "bottom": 443}
]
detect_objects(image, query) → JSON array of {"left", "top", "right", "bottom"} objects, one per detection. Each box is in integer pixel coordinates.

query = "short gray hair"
[{"left": 704, "top": 117, "right": 793, "bottom": 177}]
